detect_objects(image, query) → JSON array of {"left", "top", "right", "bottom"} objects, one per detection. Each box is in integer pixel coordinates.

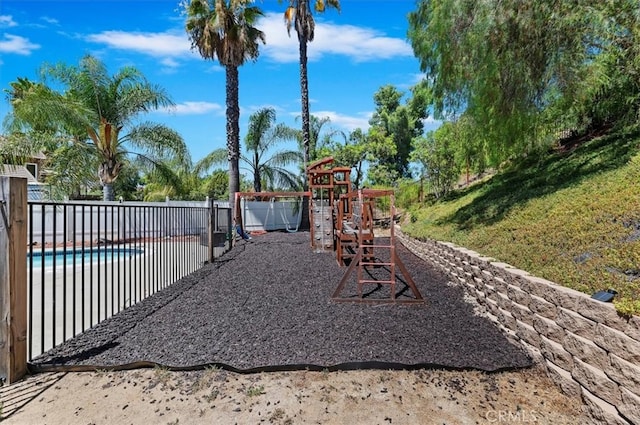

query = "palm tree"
[
  {"left": 283, "top": 0, "right": 341, "bottom": 176},
  {"left": 196, "top": 107, "right": 303, "bottom": 192},
  {"left": 5, "top": 55, "right": 189, "bottom": 201},
  {"left": 297, "top": 114, "right": 345, "bottom": 162},
  {"left": 183, "top": 0, "right": 266, "bottom": 210}
]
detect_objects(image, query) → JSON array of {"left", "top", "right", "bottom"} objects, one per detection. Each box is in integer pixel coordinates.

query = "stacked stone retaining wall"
[{"left": 397, "top": 227, "right": 640, "bottom": 425}]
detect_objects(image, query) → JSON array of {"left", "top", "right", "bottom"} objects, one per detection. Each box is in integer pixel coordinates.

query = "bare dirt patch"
[{"left": 1, "top": 365, "right": 586, "bottom": 424}]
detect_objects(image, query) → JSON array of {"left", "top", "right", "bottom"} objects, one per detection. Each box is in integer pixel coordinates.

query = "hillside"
[{"left": 401, "top": 128, "right": 640, "bottom": 316}]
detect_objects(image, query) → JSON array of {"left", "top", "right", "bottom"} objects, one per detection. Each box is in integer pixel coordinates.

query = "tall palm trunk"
[
  {"left": 299, "top": 36, "right": 311, "bottom": 186},
  {"left": 98, "top": 159, "right": 122, "bottom": 201},
  {"left": 226, "top": 65, "right": 241, "bottom": 217},
  {"left": 253, "top": 151, "right": 262, "bottom": 192},
  {"left": 103, "top": 183, "right": 115, "bottom": 201}
]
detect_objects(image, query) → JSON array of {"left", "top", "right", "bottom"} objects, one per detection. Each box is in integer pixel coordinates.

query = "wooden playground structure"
[{"left": 234, "top": 157, "right": 424, "bottom": 304}]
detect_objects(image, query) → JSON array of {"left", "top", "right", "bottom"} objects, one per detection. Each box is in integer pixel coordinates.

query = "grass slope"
[{"left": 402, "top": 128, "right": 640, "bottom": 316}]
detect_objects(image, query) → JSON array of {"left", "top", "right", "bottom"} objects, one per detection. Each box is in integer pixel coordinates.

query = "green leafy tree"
[
  {"left": 0, "top": 132, "right": 46, "bottom": 168},
  {"left": 411, "top": 123, "right": 460, "bottom": 199},
  {"left": 330, "top": 128, "right": 367, "bottom": 189},
  {"left": 143, "top": 165, "right": 230, "bottom": 202},
  {"left": 183, "top": 0, "right": 266, "bottom": 208},
  {"left": 368, "top": 84, "right": 429, "bottom": 182},
  {"left": 46, "top": 140, "right": 100, "bottom": 199},
  {"left": 408, "top": 0, "right": 640, "bottom": 162},
  {"left": 112, "top": 161, "right": 144, "bottom": 200},
  {"left": 4, "top": 55, "right": 189, "bottom": 201},
  {"left": 450, "top": 114, "right": 486, "bottom": 186},
  {"left": 282, "top": 0, "right": 341, "bottom": 175},
  {"left": 141, "top": 156, "right": 197, "bottom": 201},
  {"left": 363, "top": 126, "right": 398, "bottom": 186},
  {"left": 204, "top": 169, "right": 231, "bottom": 200},
  {"left": 196, "top": 108, "right": 303, "bottom": 192}
]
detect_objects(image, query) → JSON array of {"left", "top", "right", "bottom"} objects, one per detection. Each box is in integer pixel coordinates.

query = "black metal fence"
[{"left": 25, "top": 200, "right": 232, "bottom": 360}]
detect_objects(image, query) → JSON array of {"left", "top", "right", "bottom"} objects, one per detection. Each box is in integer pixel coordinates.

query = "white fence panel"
[
  {"left": 28, "top": 201, "right": 215, "bottom": 244},
  {"left": 240, "top": 199, "right": 302, "bottom": 232}
]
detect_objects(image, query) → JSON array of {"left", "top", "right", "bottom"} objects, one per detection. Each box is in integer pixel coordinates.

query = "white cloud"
[
  {"left": 307, "top": 110, "right": 372, "bottom": 132},
  {"left": 161, "top": 101, "right": 223, "bottom": 115},
  {"left": 259, "top": 13, "right": 413, "bottom": 64},
  {"left": 160, "top": 57, "right": 180, "bottom": 69},
  {"left": 81, "top": 13, "right": 412, "bottom": 72},
  {"left": 0, "top": 33, "right": 40, "bottom": 55},
  {"left": 86, "top": 30, "right": 191, "bottom": 59},
  {"left": 0, "top": 15, "right": 17, "bottom": 28},
  {"left": 40, "top": 16, "right": 59, "bottom": 25}
]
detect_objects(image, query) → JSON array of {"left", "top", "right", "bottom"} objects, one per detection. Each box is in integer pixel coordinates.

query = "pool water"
[{"left": 28, "top": 247, "right": 144, "bottom": 268}]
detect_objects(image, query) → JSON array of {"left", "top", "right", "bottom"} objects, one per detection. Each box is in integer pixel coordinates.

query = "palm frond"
[
  {"left": 194, "top": 148, "right": 228, "bottom": 176},
  {"left": 126, "top": 122, "right": 190, "bottom": 165}
]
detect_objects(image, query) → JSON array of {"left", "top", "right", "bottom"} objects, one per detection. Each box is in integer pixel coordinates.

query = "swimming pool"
[{"left": 28, "top": 247, "right": 144, "bottom": 269}]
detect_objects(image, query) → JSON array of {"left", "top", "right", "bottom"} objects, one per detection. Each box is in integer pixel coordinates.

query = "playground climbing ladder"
[{"left": 331, "top": 189, "right": 424, "bottom": 304}]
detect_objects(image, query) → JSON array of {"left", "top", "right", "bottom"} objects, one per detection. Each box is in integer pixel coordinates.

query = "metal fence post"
[
  {"left": 0, "top": 177, "right": 28, "bottom": 384},
  {"left": 207, "top": 199, "right": 214, "bottom": 263}
]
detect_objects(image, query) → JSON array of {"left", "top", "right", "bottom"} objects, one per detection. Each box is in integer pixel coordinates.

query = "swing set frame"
[{"left": 234, "top": 191, "right": 311, "bottom": 237}]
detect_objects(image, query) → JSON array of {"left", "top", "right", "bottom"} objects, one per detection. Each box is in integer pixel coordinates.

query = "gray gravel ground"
[{"left": 30, "top": 231, "right": 532, "bottom": 373}]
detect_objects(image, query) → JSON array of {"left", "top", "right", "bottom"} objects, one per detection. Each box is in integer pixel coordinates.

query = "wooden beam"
[
  {"left": 234, "top": 191, "right": 311, "bottom": 199},
  {"left": 0, "top": 177, "right": 28, "bottom": 384}
]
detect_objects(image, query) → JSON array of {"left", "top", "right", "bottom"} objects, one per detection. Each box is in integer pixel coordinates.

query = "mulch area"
[{"left": 30, "top": 231, "right": 532, "bottom": 373}]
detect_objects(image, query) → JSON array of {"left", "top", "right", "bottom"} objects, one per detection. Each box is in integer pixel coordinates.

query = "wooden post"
[{"left": 0, "top": 177, "right": 28, "bottom": 384}]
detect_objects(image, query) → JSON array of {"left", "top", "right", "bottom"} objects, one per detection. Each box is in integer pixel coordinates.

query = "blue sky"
[{"left": 0, "top": 0, "right": 438, "bottom": 165}]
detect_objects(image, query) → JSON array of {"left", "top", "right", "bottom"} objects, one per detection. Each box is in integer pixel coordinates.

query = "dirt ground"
[{"left": 1, "top": 365, "right": 587, "bottom": 425}]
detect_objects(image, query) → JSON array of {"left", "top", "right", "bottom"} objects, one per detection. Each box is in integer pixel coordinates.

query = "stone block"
[
  {"left": 533, "top": 315, "right": 565, "bottom": 344},
  {"left": 523, "top": 275, "right": 559, "bottom": 298},
  {"left": 578, "top": 297, "right": 640, "bottom": 342},
  {"left": 581, "top": 387, "right": 630, "bottom": 425},
  {"left": 484, "top": 310, "right": 500, "bottom": 326},
  {"left": 564, "top": 331, "right": 610, "bottom": 371},
  {"left": 492, "top": 276, "right": 508, "bottom": 294},
  {"left": 464, "top": 280, "right": 476, "bottom": 292},
  {"left": 539, "top": 335, "right": 574, "bottom": 371},
  {"left": 519, "top": 339, "right": 543, "bottom": 364},
  {"left": 501, "top": 326, "right": 518, "bottom": 341},
  {"left": 470, "top": 264, "right": 482, "bottom": 278},
  {"left": 488, "top": 261, "right": 518, "bottom": 281},
  {"left": 619, "top": 387, "right": 640, "bottom": 425},
  {"left": 504, "top": 267, "right": 531, "bottom": 280},
  {"left": 461, "top": 263, "right": 473, "bottom": 275},
  {"left": 481, "top": 269, "right": 493, "bottom": 280},
  {"left": 495, "top": 292, "right": 512, "bottom": 311},
  {"left": 556, "top": 307, "right": 597, "bottom": 340},
  {"left": 545, "top": 358, "right": 581, "bottom": 398},
  {"left": 484, "top": 296, "right": 500, "bottom": 316},
  {"left": 483, "top": 283, "right": 498, "bottom": 303},
  {"left": 538, "top": 283, "right": 583, "bottom": 311},
  {"left": 578, "top": 296, "right": 622, "bottom": 324},
  {"left": 594, "top": 324, "right": 640, "bottom": 365},
  {"left": 507, "top": 283, "right": 531, "bottom": 306},
  {"left": 606, "top": 353, "right": 640, "bottom": 399},
  {"left": 572, "top": 357, "right": 621, "bottom": 406},
  {"left": 516, "top": 319, "right": 541, "bottom": 349},
  {"left": 510, "top": 301, "right": 535, "bottom": 326},
  {"left": 473, "top": 277, "right": 485, "bottom": 290},
  {"left": 529, "top": 294, "right": 558, "bottom": 320},
  {"left": 475, "top": 289, "right": 486, "bottom": 304},
  {"left": 497, "top": 307, "right": 517, "bottom": 332}
]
